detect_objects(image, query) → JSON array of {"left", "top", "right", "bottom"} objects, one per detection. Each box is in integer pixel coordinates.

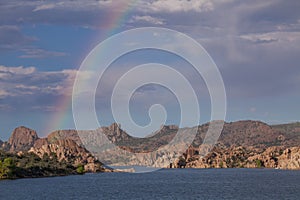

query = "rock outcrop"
[
  {"left": 47, "top": 130, "right": 82, "bottom": 146},
  {"left": 0, "top": 126, "right": 106, "bottom": 173},
  {"left": 33, "top": 138, "right": 49, "bottom": 149},
  {"left": 7, "top": 126, "right": 39, "bottom": 152},
  {"left": 176, "top": 145, "right": 300, "bottom": 170},
  {"left": 100, "top": 123, "right": 131, "bottom": 144},
  {"left": 277, "top": 147, "right": 300, "bottom": 169},
  {"left": 29, "top": 139, "right": 104, "bottom": 172}
]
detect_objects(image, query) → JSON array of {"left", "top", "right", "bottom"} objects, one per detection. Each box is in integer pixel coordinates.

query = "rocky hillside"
[
  {"left": 47, "top": 129, "right": 82, "bottom": 146},
  {"left": 219, "top": 121, "right": 279, "bottom": 147},
  {"left": 170, "top": 145, "right": 300, "bottom": 170},
  {"left": 1, "top": 120, "right": 299, "bottom": 172},
  {"left": 0, "top": 126, "right": 106, "bottom": 175},
  {"left": 169, "top": 121, "right": 300, "bottom": 170},
  {"left": 3, "top": 121, "right": 299, "bottom": 152},
  {"left": 44, "top": 120, "right": 300, "bottom": 169},
  {"left": 191, "top": 120, "right": 299, "bottom": 148},
  {"left": 271, "top": 122, "right": 300, "bottom": 147},
  {"left": 104, "top": 123, "right": 179, "bottom": 152}
]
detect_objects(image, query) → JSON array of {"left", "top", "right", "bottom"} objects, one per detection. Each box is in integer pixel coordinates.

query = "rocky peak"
[
  {"left": 160, "top": 125, "right": 179, "bottom": 131},
  {"left": 108, "top": 123, "right": 121, "bottom": 132},
  {"left": 101, "top": 123, "right": 130, "bottom": 143},
  {"left": 108, "top": 123, "right": 124, "bottom": 138},
  {"left": 8, "top": 126, "right": 39, "bottom": 152}
]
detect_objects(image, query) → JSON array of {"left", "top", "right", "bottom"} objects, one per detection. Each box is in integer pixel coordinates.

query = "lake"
[{"left": 0, "top": 168, "right": 300, "bottom": 199}]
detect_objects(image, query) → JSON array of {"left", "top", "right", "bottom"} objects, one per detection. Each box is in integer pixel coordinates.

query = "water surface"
[{"left": 0, "top": 169, "right": 299, "bottom": 200}]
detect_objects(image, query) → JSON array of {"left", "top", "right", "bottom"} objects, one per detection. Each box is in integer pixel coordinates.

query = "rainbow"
[{"left": 43, "top": 0, "right": 138, "bottom": 136}]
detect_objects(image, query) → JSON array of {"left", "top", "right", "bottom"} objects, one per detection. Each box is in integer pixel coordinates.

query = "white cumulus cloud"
[
  {"left": 0, "top": 65, "right": 36, "bottom": 75},
  {"left": 130, "top": 15, "right": 165, "bottom": 25}
]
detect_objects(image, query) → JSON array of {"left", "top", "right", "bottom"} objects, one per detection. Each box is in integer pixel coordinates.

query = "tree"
[{"left": 0, "top": 157, "right": 16, "bottom": 179}]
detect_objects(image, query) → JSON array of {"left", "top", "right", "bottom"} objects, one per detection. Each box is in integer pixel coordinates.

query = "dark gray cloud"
[
  {"left": 0, "top": 65, "right": 76, "bottom": 112},
  {"left": 199, "top": 31, "right": 300, "bottom": 99},
  {"left": 247, "top": 1, "right": 300, "bottom": 24},
  {"left": 171, "top": 0, "right": 300, "bottom": 102},
  {"left": 0, "top": 0, "right": 127, "bottom": 27}
]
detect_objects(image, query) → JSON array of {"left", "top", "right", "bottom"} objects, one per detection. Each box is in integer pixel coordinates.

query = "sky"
[{"left": 0, "top": 0, "right": 300, "bottom": 140}]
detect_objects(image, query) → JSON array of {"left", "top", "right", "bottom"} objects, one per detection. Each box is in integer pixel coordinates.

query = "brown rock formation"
[
  {"left": 47, "top": 129, "right": 82, "bottom": 146},
  {"left": 8, "top": 126, "right": 39, "bottom": 152},
  {"left": 0, "top": 126, "right": 106, "bottom": 173},
  {"left": 100, "top": 123, "right": 131, "bottom": 143},
  {"left": 29, "top": 139, "right": 104, "bottom": 172},
  {"left": 33, "top": 138, "right": 49, "bottom": 149},
  {"left": 177, "top": 145, "right": 300, "bottom": 170},
  {"left": 277, "top": 147, "right": 300, "bottom": 169}
]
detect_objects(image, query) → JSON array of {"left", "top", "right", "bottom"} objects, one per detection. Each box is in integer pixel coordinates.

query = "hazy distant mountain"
[{"left": 74, "top": 120, "right": 300, "bottom": 152}]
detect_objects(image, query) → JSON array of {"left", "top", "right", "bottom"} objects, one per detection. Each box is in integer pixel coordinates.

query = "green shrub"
[
  {"left": 76, "top": 164, "right": 85, "bottom": 174},
  {"left": 0, "top": 157, "right": 16, "bottom": 179},
  {"left": 255, "top": 159, "right": 263, "bottom": 168}
]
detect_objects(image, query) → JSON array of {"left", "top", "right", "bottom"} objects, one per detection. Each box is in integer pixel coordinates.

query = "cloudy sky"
[{"left": 0, "top": 0, "right": 300, "bottom": 139}]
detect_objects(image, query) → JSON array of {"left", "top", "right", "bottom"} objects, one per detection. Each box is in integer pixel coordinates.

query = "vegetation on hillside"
[{"left": 0, "top": 150, "right": 81, "bottom": 180}]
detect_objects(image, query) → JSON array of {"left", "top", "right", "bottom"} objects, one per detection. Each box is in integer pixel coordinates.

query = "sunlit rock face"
[{"left": 7, "top": 126, "right": 39, "bottom": 152}]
